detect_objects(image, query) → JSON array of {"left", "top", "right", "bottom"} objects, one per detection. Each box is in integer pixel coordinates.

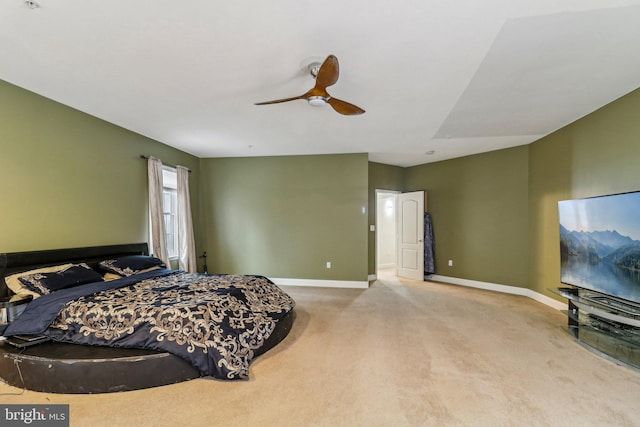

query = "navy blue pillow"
[
  {"left": 19, "top": 264, "right": 104, "bottom": 295},
  {"left": 99, "top": 255, "right": 165, "bottom": 277}
]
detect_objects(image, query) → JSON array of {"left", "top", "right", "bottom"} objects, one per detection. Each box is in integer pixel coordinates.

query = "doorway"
[
  {"left": 375, "top": 190, "right": 425, "bottom": 280},
  {"left": 375, "top": 190, "right": 399, "bottom": 272}
]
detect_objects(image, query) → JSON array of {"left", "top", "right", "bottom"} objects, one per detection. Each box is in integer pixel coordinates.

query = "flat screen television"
[{"left": 559, "top": 191, "right": 640, "bottom": 305}]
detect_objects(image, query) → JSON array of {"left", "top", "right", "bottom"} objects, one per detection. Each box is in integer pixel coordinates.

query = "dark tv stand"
[{"left": 557, "top": 287, "right": 640, "bottom": 369}]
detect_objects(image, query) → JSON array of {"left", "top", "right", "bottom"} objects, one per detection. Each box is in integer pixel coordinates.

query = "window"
[{"left": 162, "top": 167, "right": 178, "bottom": 259}]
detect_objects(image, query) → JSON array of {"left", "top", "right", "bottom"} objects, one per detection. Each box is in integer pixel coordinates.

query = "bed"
[{"left": 0, "top": 243, "right": 295, "bottom": 393}]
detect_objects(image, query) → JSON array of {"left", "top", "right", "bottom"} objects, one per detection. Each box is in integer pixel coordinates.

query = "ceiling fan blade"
[
  {"left": 254, "top": 95, "right": 306, "bottom": 105},
  {"left": 327, "top": 97, "right": 365, "bottom": 115},
  {"left": 314, "top": 55, "right": 339, "bottom": 90}
]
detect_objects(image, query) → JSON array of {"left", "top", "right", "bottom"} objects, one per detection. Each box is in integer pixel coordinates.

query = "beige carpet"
[{"left": 2, "top": 270, "right": 640, "bottom": 426}]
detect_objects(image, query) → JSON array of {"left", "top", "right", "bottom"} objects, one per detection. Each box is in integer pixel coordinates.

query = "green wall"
[
  {"left": 528, "top": 88, "right": 640, "bottom": 297},
  {"left": 200, "top": 154, "right": 369, "bottom": 281},
  {"left": 403, "top": 146, "right": 530, "bottom": 287},
  {"left": 0, "top": 80, "right": 202, "bottom": 257}
]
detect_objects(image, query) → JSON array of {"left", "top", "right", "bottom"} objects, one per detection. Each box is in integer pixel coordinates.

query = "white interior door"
[{"left": 397, "top": 191, "right": 424, "bottom": 280}]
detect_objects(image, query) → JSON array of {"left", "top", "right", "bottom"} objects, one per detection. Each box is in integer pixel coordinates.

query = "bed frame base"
[{"left": 0, "top": 342, "right": 201, "bottom": 394}]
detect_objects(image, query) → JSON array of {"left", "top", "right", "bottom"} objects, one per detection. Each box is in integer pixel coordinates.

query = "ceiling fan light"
[{"left": 308, "top": 96, "right": 326, "bottom": 107}]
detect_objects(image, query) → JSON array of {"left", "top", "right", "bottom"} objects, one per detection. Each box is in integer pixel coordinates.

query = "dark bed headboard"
[{"left": 0, "top": 243, "right": 149, "bottom": 298}]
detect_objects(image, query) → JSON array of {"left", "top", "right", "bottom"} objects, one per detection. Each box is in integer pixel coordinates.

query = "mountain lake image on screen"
[{"left": 559, "top": 191, "right": 640, "bottom": 304}]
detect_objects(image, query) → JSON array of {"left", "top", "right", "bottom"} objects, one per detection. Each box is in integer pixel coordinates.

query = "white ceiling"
[{"left": 2, "top": 1, "right": 640, "bottom": 167}]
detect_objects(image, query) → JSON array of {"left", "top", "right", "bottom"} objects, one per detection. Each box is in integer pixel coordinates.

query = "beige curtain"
[
  {"left": 177, "top": 165, "right": 196, "bottom": 273},
  {"left": 148, "top": 156, "right": 170, "bottom": 267}
]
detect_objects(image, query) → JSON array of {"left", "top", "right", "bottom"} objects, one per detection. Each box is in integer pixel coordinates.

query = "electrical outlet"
[
  {"left": 326, "top": 262, "right": 331, "bottom": 269},
  {"left": 448, "top": 259, "right": 453, "bottom": 267}
]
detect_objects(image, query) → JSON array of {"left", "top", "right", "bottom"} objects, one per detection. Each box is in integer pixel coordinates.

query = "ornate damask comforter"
[{"left": 5, "top": 270, "right": 295, "bottom": 380}]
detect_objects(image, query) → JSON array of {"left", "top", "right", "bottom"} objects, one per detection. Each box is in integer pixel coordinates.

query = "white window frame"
[{"left": 162, "top": 167, "right": 179, "bottom": 259}]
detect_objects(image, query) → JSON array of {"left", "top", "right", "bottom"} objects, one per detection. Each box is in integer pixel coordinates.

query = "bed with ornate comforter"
[{"left": 0, "top": 243, "right": 295, "bottom": 390}]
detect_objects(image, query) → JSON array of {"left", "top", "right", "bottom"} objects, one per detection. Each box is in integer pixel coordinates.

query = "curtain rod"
[{"left": 140, "top": 155, "right": 191, "bottom": 173}]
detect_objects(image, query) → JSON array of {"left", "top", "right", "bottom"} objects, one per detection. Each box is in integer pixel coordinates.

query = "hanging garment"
[{"left": 424, "top": 212, "right": 435, "bottom": 277}]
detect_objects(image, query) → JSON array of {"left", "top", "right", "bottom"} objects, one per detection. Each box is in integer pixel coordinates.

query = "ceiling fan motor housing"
[{"left": 307, "top": 96, "right": 327, "bottom": 107}]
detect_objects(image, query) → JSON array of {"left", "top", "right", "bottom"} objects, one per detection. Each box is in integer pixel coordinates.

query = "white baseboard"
[
  {"left": 377, "top": 263, "right": 395, "bottom": 269},
  {"left": 272, "top": 275, "right": 565, "bottom": 307},
  {"left": 429, "top": 275, "right": 566, "bottom": 311},
  {"left": 273, "top": 278, "right": 370, "bottom": 289}
]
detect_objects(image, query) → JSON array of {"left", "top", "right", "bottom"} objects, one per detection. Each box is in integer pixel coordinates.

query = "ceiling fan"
[{"left": 255, "top": 55, "right": 365, "bottom": 116}]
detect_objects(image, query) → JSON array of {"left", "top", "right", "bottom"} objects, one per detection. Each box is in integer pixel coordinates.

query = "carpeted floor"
[{"left": 2, "top": 270, "right": 640, "bottom": 426}]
